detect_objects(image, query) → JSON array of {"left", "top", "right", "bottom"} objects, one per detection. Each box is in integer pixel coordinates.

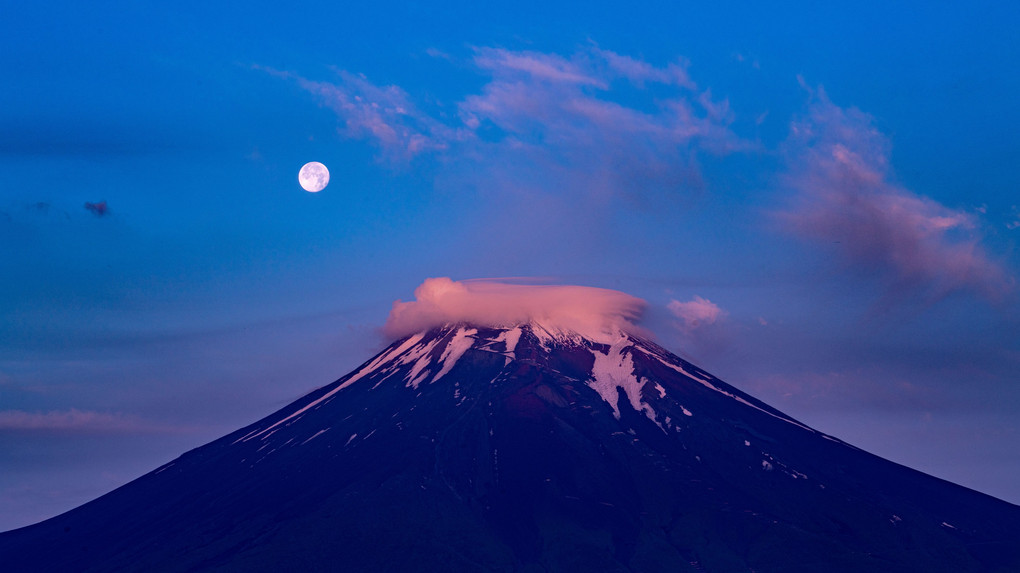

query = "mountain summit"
[{"left": 2, "top": 323, "right": 1019, "bottom": 572}]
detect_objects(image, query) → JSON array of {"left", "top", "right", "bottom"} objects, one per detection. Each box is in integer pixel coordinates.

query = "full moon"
[{"left": 298, "top": 162, "right": 329, "bottom": 192}]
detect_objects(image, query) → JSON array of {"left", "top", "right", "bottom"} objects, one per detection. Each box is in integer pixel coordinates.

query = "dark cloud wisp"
[{"left": 84, "top": 201, "right": 109, "bottom": 217}]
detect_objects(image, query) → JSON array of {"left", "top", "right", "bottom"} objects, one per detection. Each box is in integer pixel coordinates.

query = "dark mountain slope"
[{"left": 2, "top": 324, "right": 1019, "bottom": 572}]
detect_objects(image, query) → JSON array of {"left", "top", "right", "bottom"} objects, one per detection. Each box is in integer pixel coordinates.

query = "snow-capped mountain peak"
[
  {"left": 5, "top": 320, "right": 1020, "bottom": 572},
  {"left": 232, "top": 322, "right": 819, "bottom": 452}
]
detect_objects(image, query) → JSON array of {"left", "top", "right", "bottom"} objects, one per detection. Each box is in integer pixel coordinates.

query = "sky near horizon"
[{"left": 2, "top": 1, "right": 1020, "bottom": 531}]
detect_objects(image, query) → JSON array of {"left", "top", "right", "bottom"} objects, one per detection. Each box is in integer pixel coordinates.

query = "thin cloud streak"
[
  {"left": 0, "top": 409, "right": 191, "bottom": 434},
  {"left": 591, "top": 46, "right": 695, "bottom": 88},
  {"left": 472, "top": 48, "right": 605, "bottom": 87}
]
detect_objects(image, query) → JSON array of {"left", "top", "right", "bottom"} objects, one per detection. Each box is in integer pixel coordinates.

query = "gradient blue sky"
[{"left": 3, "top": 1, "right": 1019, "bottom": 530}]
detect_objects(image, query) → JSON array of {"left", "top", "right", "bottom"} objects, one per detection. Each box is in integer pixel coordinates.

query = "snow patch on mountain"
[
  {"left": 400, "top": 337, "right": 442, "bottom": 389},
  {"left": 434, "top": 327, "right": 477, "bottom": 382},
  {"left": 301, "top": 428, "right": 330, "bottom": 445},
  {"left": 503, "top": 326, "right": 521, "bottom": 355},
  {"left": 490, "top": 326, "right": 522, "bottom": 364},
  {"left": 588, "top": 337, "right": 659, "bottom": 427}
]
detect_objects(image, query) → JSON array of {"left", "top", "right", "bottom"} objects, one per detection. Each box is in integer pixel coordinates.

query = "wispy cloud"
[
  {"left": 591, "top": 47, "right": 695, "bottom": 87},
  {"left": 778, "top": 86, "right": 1012, "bottom": 302},
  {"left": 297, "top": 70, "right": 462, "bottom": 161},
  {"left": 456, "top": 46, "right": 744, "bottom": 203},
  {"left": 258, "top": 64, "right": 463, "bottom": 162},
  {"left": 272, "top": 46, "right": 746, "bottom": 203}
]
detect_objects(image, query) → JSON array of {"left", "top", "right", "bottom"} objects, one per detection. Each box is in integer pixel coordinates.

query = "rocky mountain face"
[{"left": 2, "top": 323, "right": 1019, "bottom": 572}]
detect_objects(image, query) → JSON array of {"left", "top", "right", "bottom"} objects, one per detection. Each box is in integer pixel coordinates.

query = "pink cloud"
[
  {"left": 591, "top": 47, "right": 695, "bottom": 88},
  {"left": 779, "top": 87, "right": 1012, "bottom": 301},
  {"left": 383, "top": 277, "right": 647, "bottom": 341},
  {"left": 473, "top": 48, "right": 604, "bottom": 86},
  {"left": 667, "top": 296, "right": 725, "bottom": 332}
]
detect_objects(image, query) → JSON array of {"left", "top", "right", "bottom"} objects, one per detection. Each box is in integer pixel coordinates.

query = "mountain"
[{"left": 2, "top": 323, "right": 1019, "bottom": 572}]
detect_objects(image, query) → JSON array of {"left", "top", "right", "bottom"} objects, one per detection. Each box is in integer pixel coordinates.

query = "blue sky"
[{"left": 2, "top": 1, "right": 1019, "bottom": 530}]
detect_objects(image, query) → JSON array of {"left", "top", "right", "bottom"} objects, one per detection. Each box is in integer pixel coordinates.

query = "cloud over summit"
[{"left": 383, "top": 277, "right": 647, "bottom": 340}]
